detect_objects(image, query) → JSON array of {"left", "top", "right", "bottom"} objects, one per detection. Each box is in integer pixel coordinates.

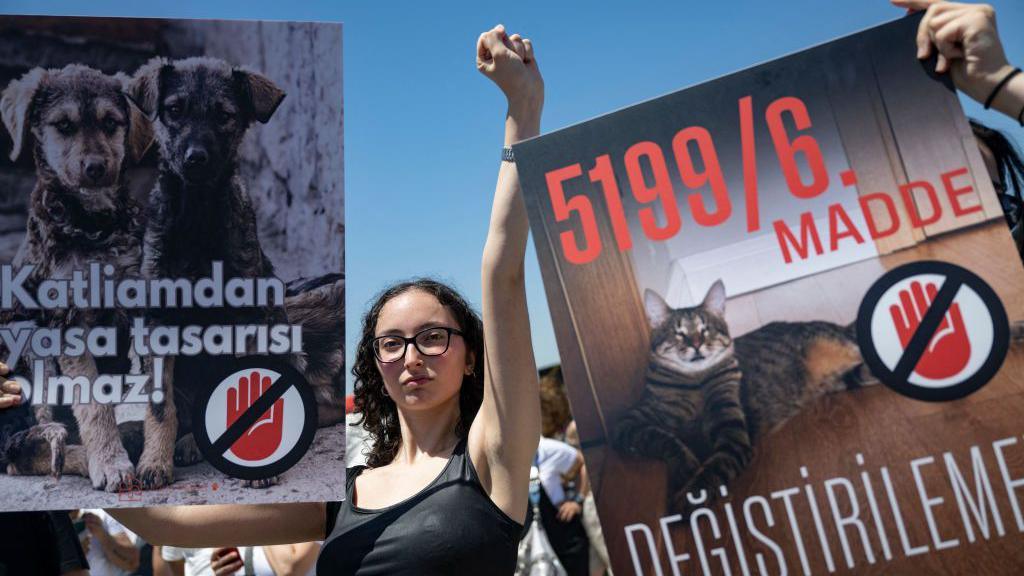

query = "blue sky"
[{"left": 5, "top": 1, "right": 1021, "bottom": 393}]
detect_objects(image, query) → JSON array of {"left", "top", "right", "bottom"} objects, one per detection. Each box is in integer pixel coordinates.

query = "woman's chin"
[{"left": 397, "top": 388, "right": 459, "bottom": 411}]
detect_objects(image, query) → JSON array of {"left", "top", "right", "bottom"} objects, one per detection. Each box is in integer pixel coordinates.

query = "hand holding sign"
[
  {"left": 894, "top": 0, "right": 1019, "bottom": 114},
  {"left": 227, "top": 371, "right": 284, "bottom": 461},
  {"left": 0, "top": 363, "right": 21, "bottom": 410},
  {"left": 889, "top": 280, "right": 971, "bottom": 379}
]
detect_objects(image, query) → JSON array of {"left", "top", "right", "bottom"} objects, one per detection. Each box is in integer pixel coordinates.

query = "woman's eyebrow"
[{"left": 375, "top": 321, "right": 449, "bottom": 336}]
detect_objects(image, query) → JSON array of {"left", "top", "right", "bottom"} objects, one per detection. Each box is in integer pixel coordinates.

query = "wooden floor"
[{"left": 595, "top": 221, "right": 1024, "bottom": 575}]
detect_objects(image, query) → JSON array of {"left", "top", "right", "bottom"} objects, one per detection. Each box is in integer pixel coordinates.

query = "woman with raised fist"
[{"left": 111, "top": 24, "right": 545, "bottom": 576}]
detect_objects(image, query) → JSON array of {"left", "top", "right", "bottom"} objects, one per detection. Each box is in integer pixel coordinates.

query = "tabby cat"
[{"left": 611, "top": 280, "right": 872, "bottom": 514}]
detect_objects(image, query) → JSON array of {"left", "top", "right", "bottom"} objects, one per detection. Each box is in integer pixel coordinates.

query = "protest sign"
[
  {"left": 515, "top": 14, "right": 1024, "bottom": 575},
  {"left": 0, "top": 16, "right": 345, "bottom": 510}
]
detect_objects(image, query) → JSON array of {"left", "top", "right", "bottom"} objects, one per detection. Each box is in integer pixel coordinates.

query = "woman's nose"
[{"left": 404, "top": 341, "right": 425, "bottom": 367}]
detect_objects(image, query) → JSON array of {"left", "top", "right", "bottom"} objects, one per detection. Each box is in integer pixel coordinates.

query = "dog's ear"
[
  {"left": 126, "top": 96, "right": 154, "bottom": 163},
  {"left": 1, "top": 68, "right": 46, "bottom": 162},
  {"left": 233, "top": 68, "right": 286, "bottom": 124},
  {"left": 128, "top": 57, "right": 169, "bottom": 119},
  {"left": 116, "top": 72, "right": 155, "bottom": 164}
]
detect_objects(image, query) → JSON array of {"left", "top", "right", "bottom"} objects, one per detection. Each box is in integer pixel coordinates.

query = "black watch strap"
[{"left": 502, "top": 147, "right": 515, "bottom": 163}]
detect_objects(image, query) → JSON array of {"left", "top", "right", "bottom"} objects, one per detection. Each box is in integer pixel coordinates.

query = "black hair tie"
[{"left": 984, "top": 67, "right": 1021, "bottom": 110}]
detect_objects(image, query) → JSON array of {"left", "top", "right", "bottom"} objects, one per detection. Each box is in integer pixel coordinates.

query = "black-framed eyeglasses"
[{"left": 372, "top": 327, "right": 464, "bottom": 363}]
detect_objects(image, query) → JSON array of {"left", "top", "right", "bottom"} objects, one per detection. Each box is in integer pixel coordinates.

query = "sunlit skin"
[
  {"left": 374, "top": 290, "right": 474, "bottom": 411},
  {"left": 351, "top": 289, "right": 479, "bottom": 510},
  {"left": 2, "top": 4, "right": 1014, "bottom": 562}
]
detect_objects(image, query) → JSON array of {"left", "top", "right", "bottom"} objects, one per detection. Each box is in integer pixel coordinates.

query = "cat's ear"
[
  {"left": 702, "top": 280, "right": 727, "bottom": 317},
  {"left": 644, "top": 289, "right": 672, "bottom": 328}
]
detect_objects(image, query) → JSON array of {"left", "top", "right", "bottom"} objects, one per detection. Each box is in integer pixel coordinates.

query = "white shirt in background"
[
  {"left": 535, "top": 436, "right": 581, "bottom": 505},
  {"left": 81, "top": 508, "right": 141, "bottom": 576},
  {"left": 161, "top": 545, "right": 319, "bottom": 576},
  {"left": 161, "top": 546, "right": 225, "bottom": 576}
]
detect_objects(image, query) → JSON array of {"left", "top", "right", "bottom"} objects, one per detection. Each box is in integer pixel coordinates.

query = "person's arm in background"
[
  {"left": 556, "top": 451, "right": 586, "bottom": 523},
  {"left": 537, "top": 437, "right": 585, "bottom": 523},
  {"left": 576, "top": 454, "right": 591, "bottom": 498},
  {"left": 894, "top": 0, "right": 1024, "bottom": 122},
  {"left": 83, "top": 512, "right": 140, "bottom": 572},
  {"left": 159, "top": 546, "right": 186, "bottom": 576},
  {"left": 263, "top": 542, "right": 321, "bottom": 576},
  {"left": 210, "top": 547, "right": 242, "bottom": 576},
  {"left": 166, "top": 560, "right": 184, "bottom": 576},
  {"left": 151, "top": 546, "right": 176, "bottom": 576}
]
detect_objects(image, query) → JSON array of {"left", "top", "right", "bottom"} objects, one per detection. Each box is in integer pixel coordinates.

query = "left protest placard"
[{"left": 0, "top": 15, "right": 345, "bottom": 511}]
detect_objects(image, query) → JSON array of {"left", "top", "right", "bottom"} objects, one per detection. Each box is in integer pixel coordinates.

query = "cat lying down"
[{"left": 612, "top": 280, "right": 1023, "bottom": 515}]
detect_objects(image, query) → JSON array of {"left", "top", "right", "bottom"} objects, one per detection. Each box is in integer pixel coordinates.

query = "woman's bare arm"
[
  {"left": 107, "top": 503, "right": 325, "bottom": 548},
  {"left": 469, "top": 24, "right": 544, "bottom": 524},
  {"left": 263, "top": 542, "right": 321, "bottom": 576}
]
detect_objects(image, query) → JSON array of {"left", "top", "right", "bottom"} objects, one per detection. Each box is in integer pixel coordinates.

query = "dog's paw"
[
  {"left": 89, "top": 454, "right": 136, "bottom": 492},
  {"left": 136, "top": 460, "right": 174, "bottom": 490},
  {"left": 3, "top": 423, "right": 68, "bottom": 478},
  {"left": 39, "top": 423, "right": 68, "bottom": 479},
  {"left": 242, "top": 475, "right": 279, "bottom": 489},
  {"left": 174, "top": 434, "right": 203, "bottom": 467}
]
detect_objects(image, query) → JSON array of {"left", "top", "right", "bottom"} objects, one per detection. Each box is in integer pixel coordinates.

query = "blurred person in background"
[
  {"left": 80, "top": 509, "right": 141, "bottom": 575},
  {"left": 0, "top": 366, "right": 90, "bottom": 575}
]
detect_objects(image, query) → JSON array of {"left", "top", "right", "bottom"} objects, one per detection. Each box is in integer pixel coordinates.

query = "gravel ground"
[{"left": 1, "top": 423, "right": 346, "bottom": 512}]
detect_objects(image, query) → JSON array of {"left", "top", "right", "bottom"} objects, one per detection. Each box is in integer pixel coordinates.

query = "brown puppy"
[{"left": 0, "top": 64, "right": 152, "bottom": 490}]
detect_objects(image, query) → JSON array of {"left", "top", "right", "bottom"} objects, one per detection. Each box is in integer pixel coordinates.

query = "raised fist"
[{"left": 477, "top": 24, "right": 544, "bottom": 112}]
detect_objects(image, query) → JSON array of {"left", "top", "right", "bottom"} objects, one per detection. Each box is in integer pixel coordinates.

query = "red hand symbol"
[
  {"left": 227, "top": 371, "right": 284, "bottom": 461},
  {"left": 888, "top": 281, "right": 971, "bottom": 380}
]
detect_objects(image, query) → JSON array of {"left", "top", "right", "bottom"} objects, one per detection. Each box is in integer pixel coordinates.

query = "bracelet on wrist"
[{"left": 984, "top": 67, "right": 1021, "bottom": 110}]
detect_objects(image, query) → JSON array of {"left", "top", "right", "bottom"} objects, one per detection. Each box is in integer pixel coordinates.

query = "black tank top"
[{"left": 317, "top": 439, "right": 524, "bottom": 575}]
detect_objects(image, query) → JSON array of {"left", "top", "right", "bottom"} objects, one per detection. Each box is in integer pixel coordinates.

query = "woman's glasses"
[{"left": 372, "top": 327, "right": 464, "bottom": 363}]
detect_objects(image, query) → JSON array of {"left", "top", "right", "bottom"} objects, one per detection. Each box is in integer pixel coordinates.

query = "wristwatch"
[{"left": 502, "top": 147, "right": 515, "bottom": 163}]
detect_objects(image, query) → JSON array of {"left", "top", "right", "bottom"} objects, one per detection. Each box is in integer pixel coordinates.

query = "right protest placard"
[{"left": 514, "top": 14, "right": 1024, "bottom": 575}]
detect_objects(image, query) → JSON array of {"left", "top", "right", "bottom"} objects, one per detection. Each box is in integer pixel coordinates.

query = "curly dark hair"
[
  {"left": 538, "top": 365, "right": 572, "bottom": 438},
  {"left": 351, "top": 278, "right": 484, "bottom": 468},
  {"left": 971, "top": 119, "right": 1024, "bottom": 256}
]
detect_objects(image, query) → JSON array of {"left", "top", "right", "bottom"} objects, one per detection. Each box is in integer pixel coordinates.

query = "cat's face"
[{"left": 644, "top": 281, "right": 733, "bottom": 374}]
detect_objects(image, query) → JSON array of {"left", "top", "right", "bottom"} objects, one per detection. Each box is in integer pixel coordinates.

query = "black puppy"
[{"left": 129, "top": 57, "right": 307, "bottom": 488}]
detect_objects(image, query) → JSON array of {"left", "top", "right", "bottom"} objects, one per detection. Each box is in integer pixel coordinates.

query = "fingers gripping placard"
[
  {"left": 194, "top": 357, "right": 317, "bottom": 480},
  {"left": 856, "top": 261, "right": 1010, "bottom": 402}
]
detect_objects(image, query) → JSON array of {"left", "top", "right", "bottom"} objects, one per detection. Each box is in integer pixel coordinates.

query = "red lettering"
[
  {"left": 766, "top": 97, "right": 830, "bottom": 199},
  {"left": 625, "top": 141, "right": 681, "bottom": 241},
  {"left": 858, "top": 192, "right": 900, "bottom": 239},
  {"left": 899, "top": 181, "right": 942, "bottom": 228},
  {"left": 672, "top": 127, "right": 732, "bottom": 227},
  {"left": 547, "top": 164, "right": 601, "bottom": 265},
  {"left": 828, "top": 203, "right": 865, "bottom": 251},
  {"left": 774, "top": 213, "right": 823, "bottom": 264},
  {"left": 942, "top": 167, "right": 982, "bottom": 217},
  {"left": 589, "top": 154, "right": 632, "bottom": 251}
]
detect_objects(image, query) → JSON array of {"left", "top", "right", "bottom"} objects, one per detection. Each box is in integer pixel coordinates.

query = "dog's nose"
[
  {"left": 185, "top": 147, "right": 209, "bottom": 168},
  {"left": 84, "top": 161, "right": 106, "bottom": 182}
]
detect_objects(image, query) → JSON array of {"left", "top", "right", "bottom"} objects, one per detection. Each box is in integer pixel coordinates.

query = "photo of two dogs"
[{"left": 0, "top": 17, "right": 345, "bottom": 508}]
